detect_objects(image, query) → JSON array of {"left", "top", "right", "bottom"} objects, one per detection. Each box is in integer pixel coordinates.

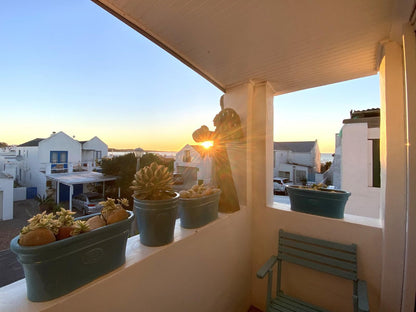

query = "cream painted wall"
[
  {"left": 4, "top": 211, "right": 252, "bottom": 312},
  {"left": 379, "top": 41, "right": 408, "bottom": 312},
  {"left": 401, "top": 23, "right": 416, "bottom": 312},
  {"left": 233, "top": 81, "right": 384, "bottom": 311}
]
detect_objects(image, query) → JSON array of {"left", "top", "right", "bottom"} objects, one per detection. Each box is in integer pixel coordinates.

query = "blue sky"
[
  {"left": 274, "top": 75, "right": 380, "bottom": 152},
  {"left": 1, "top": 1, "right": 380, "bottom": 152}
]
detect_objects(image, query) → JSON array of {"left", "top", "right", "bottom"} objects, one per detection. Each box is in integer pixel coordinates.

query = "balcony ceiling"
[{"left": 93, "top": 0, "right": 410, "bottom": 95}]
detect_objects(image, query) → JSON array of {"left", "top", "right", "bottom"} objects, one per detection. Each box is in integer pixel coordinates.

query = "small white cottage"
[{"left": 175, "top": 144, "right": 213, "bottom": 185}]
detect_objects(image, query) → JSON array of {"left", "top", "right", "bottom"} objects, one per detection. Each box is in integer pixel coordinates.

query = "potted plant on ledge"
[
  {"left": 10, "top": 203, "right": 134, "bottom": 302},
  {"left": 286, "top": 184, "right": 351, "bottom": 219},
  {"left": 130, "top": 162, "right": 179, "bottom": 247},
  {"left": 178, "top": 184, "right": 221, "bottom": 229}
]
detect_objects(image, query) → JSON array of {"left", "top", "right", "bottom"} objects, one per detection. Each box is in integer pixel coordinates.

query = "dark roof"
[
  {"left": 273, "top": 141, "right": 316, "bottom": 153},
  {"left": 18, "top": 138, "right": 44, "bottom": 147},
  {"left": 349, "top": 108, "right": 380, "bottom": 119},
  {"left": 343, "top": 108, "right": 380, "bottom": 128}
]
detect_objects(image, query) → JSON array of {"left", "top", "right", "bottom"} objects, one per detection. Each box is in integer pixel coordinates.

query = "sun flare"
[{"left": 201, "top": 141, "right": 214, "bottom": 149}]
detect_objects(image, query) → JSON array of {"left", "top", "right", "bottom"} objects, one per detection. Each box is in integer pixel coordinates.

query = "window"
[
  {"left": 273, "top": 75, "right": 381, "bottom": 219},
  {"left": 50, "top": 151, "right": 68, "bottom": 172},
  {"left": 95, "top": 151, "right": 102, "bottom": 160},
  {"left": 369, "top": 139, "right": 381, "bottom": 187},
  {"left": 183, "top": 150, "right": 191, "bottom": 162}
]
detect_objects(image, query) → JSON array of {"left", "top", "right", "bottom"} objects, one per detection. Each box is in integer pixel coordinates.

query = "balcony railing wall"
[
  {"left": 40, "top": 161, "right": 99, "bottom": 174},
  {"left": 0, "top": 210, "right": 252, "bottom": 312}
]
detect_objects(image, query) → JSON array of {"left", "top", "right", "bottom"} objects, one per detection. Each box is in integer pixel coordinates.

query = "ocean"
[
  {"left": 108, "top": 151, "right": 177, "bottom": 158},
  {"left": 320, "top": 153, "right": 334, "bottom": 163}
]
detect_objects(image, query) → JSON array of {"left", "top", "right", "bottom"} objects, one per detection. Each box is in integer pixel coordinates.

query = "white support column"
[
  {"left": 56, "top": 182, "right": 60, "bottom": 204},
  {"left": 69, "top": 185, "right": 73, "bottom": 211},
  {"left": 379, "top": 40, "right": 407, "bottom": 311},
  {"left": 401, "top": 23, "right": 416, "bottom": 312}
]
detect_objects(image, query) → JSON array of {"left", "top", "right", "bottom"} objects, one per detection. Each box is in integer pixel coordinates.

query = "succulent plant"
[
  {"left": 179, "top": 184, "right": 220, "bottom": 198},
  {"left": 56, "top": 207, "right": 76, "bottom": 227},
  {"left": 71, "top": 220, "right": 90, "bottom": 236},
  {"left": 100, "top": 198, "right": 129, "bottom": 224},
  {"left": 22, "top": 211, "right": 61, "bottom": 235},
  {"left": 130, "top": 162, "right": 175, "bottom": 200}
]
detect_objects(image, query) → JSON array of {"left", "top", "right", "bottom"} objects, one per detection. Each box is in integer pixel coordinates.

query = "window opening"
[{"left": 273, "top": 75, "right": 381, "bottom": 219}]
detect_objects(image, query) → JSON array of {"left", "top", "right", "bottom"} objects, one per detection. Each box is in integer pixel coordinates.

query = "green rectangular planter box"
[
  {"left": 286, "top": 186, "right": 351, "bottom": 219},
  {"left": 10, "top": 211, "right": 134, "bottom": 302}
]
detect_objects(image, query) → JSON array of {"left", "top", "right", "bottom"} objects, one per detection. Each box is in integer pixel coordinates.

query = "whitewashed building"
[
  {"left": 332, "top": 109, "right": 381, "bottom": 218},
  {"left": 273, "top": 141, "right": 320, "bottom": 183},
  {"left": 175, "top": 144, "right": 213, "bottom": 184},
  {"left": 80, "top": 136, "right": 108, "bottom": 166},
  {"left": 0, "top": 172, "right": 13, "bottom": 220},
  {"left": 16, "top": 131, "right": 108, "bottom": 199}
]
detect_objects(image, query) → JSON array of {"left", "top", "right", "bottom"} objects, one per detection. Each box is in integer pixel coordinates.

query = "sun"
[{"left": 200, "top": 141, "right": 214, "bottom": 149}]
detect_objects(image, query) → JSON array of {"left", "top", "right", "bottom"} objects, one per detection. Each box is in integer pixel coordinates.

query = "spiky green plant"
[{"left": 130, "top": 162, "right": 175, "bottom": 200}]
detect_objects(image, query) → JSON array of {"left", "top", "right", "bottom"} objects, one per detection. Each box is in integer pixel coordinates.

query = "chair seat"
[{"left": 268, "top": 293, "right": 330, "bottom": 312}]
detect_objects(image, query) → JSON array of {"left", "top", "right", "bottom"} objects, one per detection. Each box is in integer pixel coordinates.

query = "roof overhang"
[
  {"left": 46, "top": 171, "right": 117, "bottom": 186},
  {"left": 92, "top": 0, "right": 413, "bottom": 95}
]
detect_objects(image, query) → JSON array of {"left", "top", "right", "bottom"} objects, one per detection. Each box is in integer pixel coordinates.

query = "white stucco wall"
[
  {"left": 341, "top": 123, "right": 380, "bottom": 218},
  {"left": 288, "top": 151, "right": 312, "bottom": 167},
  {"left": 82, "top": 136, "right": 108, "bottom": 161},
  {"left": 0, "top": 174, "right": 13, "bottom": 220},
  {"left": 175, "top": 144, "right": 213, "bottom": 183},
  {"left": 274, "top": 143, "right": 319, "bottom": 181},
  {"left": 38, "top": 132, "right": 81, "bottom": 165},
  {"left": 16, "top": 147, "right": 39, "bottom": 188}
]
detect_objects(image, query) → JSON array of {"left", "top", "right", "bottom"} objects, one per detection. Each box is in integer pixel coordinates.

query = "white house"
[
  {"left": 273, "top": 141, "right": 321, "bottom": 183},
  {"left": 332, "top": 109, "right": 381, "bottom": 218},
  {"left": 0, "top": 172, "right": 13, "bottom": 220},
  {"left": 80, "top": 136, "right": 108, "bottom": 166},
  {"left": 175, "top": 144, "right": 213, "bottom": 185},
  {"left": 0, "top": 147, "right": 18, "bottom": 180},
  {"left": 16, "top": 131, "right": 108, "bottom": 199}
]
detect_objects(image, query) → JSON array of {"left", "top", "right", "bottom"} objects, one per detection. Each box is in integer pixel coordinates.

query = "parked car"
[
  {"left": 172, "top": 173, "right": 184, "bottom": 185},
  {"left": 273, "top": 177, "right": 293, "bottom": 195},
  {"left": 72, "top": 192, "right": 104, "bottom": 215}
]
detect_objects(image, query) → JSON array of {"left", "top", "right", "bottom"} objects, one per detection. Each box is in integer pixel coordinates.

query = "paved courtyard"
[
  {"left": 0, "top": 200, "right": 82, "bottom": 288},
  {"left": 0, "top": 200, "right": 39, "bottom": 251},
  {"left": 0, "top": 199, "right": 39, "bottom": 287}
]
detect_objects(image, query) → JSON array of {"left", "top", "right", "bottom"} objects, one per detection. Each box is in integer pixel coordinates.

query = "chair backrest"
[{"left": 278, "top": 230, "right": 358, "bottom": 281}]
